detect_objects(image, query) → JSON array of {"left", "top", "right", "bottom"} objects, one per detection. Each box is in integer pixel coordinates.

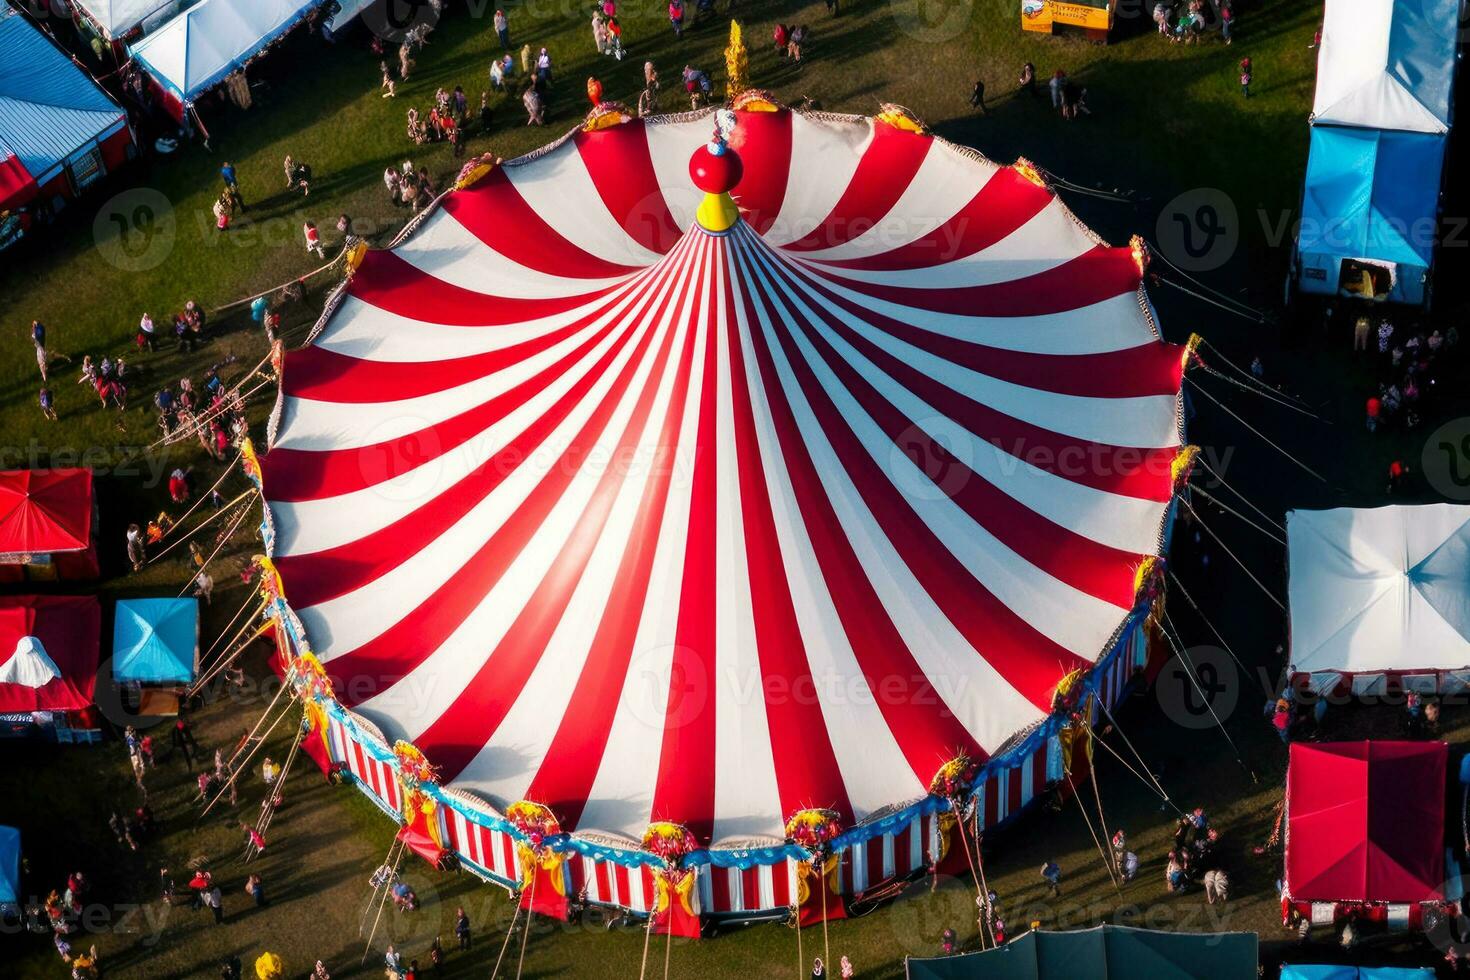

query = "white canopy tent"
[
  {"left": 1287, "top": 504, "right": 1470, "bottom": 692},
  {"left": 129, "top": 0, "right": 319, "bottom": 111},
  {"left": 72, "top": 0, "right": 187, "bottom": 41},
  {"left": 1310, "top": 0, "right": 1460, "bottom": 134}
]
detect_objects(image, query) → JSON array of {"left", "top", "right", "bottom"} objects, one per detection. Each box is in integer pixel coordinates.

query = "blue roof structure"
[
  {"left": 1281, "top": 968, "right": 1436, "bottom": 980},
  {"left": 0, "top": 825, "right": 18, "bottom": 907},
  {"left": 112, "top": 597, "right": 199, "bottom": 684},
  {"left": 1297, "top": 125, "right": 1445, "bottom": 306},
  {"left": 0, "top": 8, "right": 127, "bottom": 184}
]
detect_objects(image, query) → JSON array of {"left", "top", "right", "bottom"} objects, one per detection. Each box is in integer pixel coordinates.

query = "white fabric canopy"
[
  {"left": 1311, "top": 0, "right": 1458, "bottom": 134},
  {"left": 0, "top": 637, "right": 60, "bottom": 690},
  {"left": 1287, "top": 505, "right": 1470, "bottom": 677},
  {"left": 73, "top": 0, "right": 182, "bottom": 40},
  {"left": 129, "top": 0, "right": 317, "bottom": 104}
]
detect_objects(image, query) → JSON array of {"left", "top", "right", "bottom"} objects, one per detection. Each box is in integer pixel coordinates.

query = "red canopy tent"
[
  {"left": 1284, "top": 741, "right": 1452, "bottom": 930},
  {"left": 0, "top": 595, "right": 101, "bottom": 718},
  {"left": 0, "top": 470, "right": 99, "bottom": 582},
  {"left": 0, "top": 153, "right": 37, "bottom": 212}
]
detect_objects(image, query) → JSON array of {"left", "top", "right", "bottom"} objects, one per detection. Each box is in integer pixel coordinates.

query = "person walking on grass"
[
  {"left": 38, "top": 386, "right": 56, "bottom": 421},
  {"left": 455, "top": 907, "right": 471, "bottom": 950},
  {"left": 969, "top": 78, "right": 986, "bottom": 113},
  {"left": 381, "top": 61, "right": 397, "bottom": 98},
  {"left": 1219, "top": 1, "right": 1234, "bottom": 43},
  {"left": 220, "top": 161, "right": 244, "bottom": 209},
  {"left": 495, "top": 8, "right": 509, "bottom": 50},
  {"left": 1040, "top": 860, "right": 1061, "bottom": 897},
  {"left": 1239, "top": 57, "right": 1251, "bottom": 98},
  {"left": 304, "top": 221, "right": 325, "bottom": 259}
]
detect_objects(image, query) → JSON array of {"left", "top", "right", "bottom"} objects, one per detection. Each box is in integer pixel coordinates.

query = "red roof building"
[
  {"left": 0, "top": 470, "right": 99, "bottom": 582},
  {"left": 0, "top": 595, "right": 101, "bottom": 714},
  {"left": 1284, "top": 741, "right": 1452, "bottom": 930}
]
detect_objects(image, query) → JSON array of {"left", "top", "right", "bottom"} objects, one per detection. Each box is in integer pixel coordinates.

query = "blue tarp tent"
[
  {"left": 0, "top": 825, "right": 19, "bottom": 909},
  {"left": 112, "top": 597, "right": 199, "bottom": 684},
  {"left": 1281, "top": 968, "right": 1435, "bottom": 980},
  {"left": 1296, "top": 125, "right": 1445, "bottom": 306},
  {"left": 0, "top": 7, "right": 132, "bottom": 210},
  {"left": 905, "top": 926, "right": 1258, "bottom": 979}
]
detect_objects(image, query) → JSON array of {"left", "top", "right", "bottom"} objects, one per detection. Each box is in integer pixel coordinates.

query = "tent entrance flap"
[{"left": 1339, "top": 258, "right": 1396, "bottom": 301}]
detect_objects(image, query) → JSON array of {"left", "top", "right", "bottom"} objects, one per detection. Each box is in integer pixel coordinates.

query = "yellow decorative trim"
[
  {"left": 582, "top": 103, "right": 633, "bottom": 131},
  {"left": 1171, "top": 445, "right": 1200, "bottom": 486},
  {"left": 697, "top": 192, "right": 740, "bottom": 232},
  {"left": 725, "top": 20, "right": 749, "bottom": 100},
  {"left": 454, "top": 154, "right": 500, "bottom": 190},
  {"left": 732, "top": 89, "right": 781, "bottom": 112},
  {"left": 1133, "top": 555, "right": 1161, "bottom": 596},
  {"left": 876, "top": 103, "right": 928, "bottom": 134},
  {"left": 1129, "top": 234, "right": 1150, "bottom": 275},
  {"left": 1013, "top": 158, "right": 1047, "bottom": 189},
  {"left": 654, "top": 867, "right": 698, "bottom": 915},
  {"left": 1182, "top": 332, "right": 1204, "bottom": 371},
  {"left": 343, "top": 239, "right": 368, "bottom": 276},
  {"left": 794, "top": 853, "right": 841, "bottom": 905}
]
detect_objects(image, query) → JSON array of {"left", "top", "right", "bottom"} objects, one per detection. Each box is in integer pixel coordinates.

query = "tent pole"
[
  {"left": 188, "top": 607, "right": 270, "bottom": 699},
  {"left": 176, "top": 498, "right": 256, "bottom": 598},
  {"left": 149, "top": 455, "right": 240, "bottom": 551},
  {"left": 638, "top": 897, "right": 654, "bottom": 980},
  {"left": 514, "top": 863, "right": 537, "bottom": 980},
  {"left": 225, "top": 666, "right": 295, "bottom": 771},
  {"left": 149, "top": 488, "right": 256, "bottom": 566},
  {"left": 204, "top": 686, "right": 296, "bottom": 818},
  {"left": 1067, "top": 774, "right": 1120, "bottom": 894},
  {"left": 489, "top": 897, "right": 521, "bottom": 980},
  {"left": 953, "top": 804, "right": 990, "bottom": 949},
  {"left": 360, "top": 839, "right": 405, "bottom": 964}
]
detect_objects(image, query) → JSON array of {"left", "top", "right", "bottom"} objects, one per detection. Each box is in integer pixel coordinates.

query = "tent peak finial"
[{"left": 689, "top": 115, "right": 742, "bottom": 232}]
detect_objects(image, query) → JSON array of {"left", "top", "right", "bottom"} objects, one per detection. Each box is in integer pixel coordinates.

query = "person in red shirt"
[{"left": 1365, "top": 395, "right": 1381, "bottom": 432}]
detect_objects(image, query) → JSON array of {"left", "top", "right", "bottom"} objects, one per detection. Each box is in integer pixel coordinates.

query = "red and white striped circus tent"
[{"left": 256, "top": 100, "right": 1188, "bottom": 919}]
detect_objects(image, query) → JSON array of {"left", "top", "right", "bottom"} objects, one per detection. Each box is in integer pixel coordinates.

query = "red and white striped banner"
[
  {"left": 700, "top": 860, "right": 796, "bottom": 915},
  {"left": 440, "top": 806, "right": 520, "bottom": 884},
  {"left": 328, "top": 713, "right": 399, "bottom": 814},
  {"left": 578, "top": 857, "right": 657, "bottom": 912}
]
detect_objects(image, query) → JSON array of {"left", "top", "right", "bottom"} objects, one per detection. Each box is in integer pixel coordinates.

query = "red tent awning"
[
  {"left": 0, "top": 595, "right": 101, "bottom": 713},
  {"left": 0, "top": 154, "right": 37, "bottom": 212},
  {"left": 0, "top": 469, "right": 94, "bottom": 556},
  {"left": 1286, "top": 740, "right": 1446, "bottom": 904}
]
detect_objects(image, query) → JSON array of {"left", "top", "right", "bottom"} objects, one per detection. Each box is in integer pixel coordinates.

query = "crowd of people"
[{"left": 1153, "top": 0, "right": 1238, "bottom": 44}]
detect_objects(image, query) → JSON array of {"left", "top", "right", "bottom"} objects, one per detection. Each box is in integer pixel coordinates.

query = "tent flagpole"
[{"left": 514, "top": 862, "right": 537, "bottom": 980}]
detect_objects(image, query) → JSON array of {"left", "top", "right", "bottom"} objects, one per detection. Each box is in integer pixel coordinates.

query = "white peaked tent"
[
  {"left": 1288, "top": 505, "right": 1470, "bottom": 691},
  {"left": 1310, "top": 0, "right": 1460, "bottom": 134},
  {"left": 130, "top": 0, "right": 318, "bottom": 113},
  {"left": 73, "top": 0, "right": 184, "bottom": 41}
]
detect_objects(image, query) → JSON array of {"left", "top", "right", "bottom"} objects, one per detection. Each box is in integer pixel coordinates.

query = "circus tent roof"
[{"left": 259, "top": 106, "right": 1185, "bottom": 846}]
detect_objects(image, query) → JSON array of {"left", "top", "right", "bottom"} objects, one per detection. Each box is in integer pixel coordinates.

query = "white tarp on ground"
[
  {"left": 1311, "top": 0, "right": 1460, "bottom": 134},
  {"left": 1288, "top": 505, "right": 1470, "bottom": 679},
  {"left": 129, "top": 0, "right": 318, "bottom": 105}
]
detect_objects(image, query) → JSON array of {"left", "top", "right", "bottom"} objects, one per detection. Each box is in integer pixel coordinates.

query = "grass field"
[{"left": 7, "top": 0, "right": 1467, "bottom": 977}]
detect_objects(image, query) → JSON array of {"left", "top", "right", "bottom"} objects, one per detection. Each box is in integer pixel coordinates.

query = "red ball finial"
[{"left": 689, "top": 144, "right": 743, "bottom": 195}]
